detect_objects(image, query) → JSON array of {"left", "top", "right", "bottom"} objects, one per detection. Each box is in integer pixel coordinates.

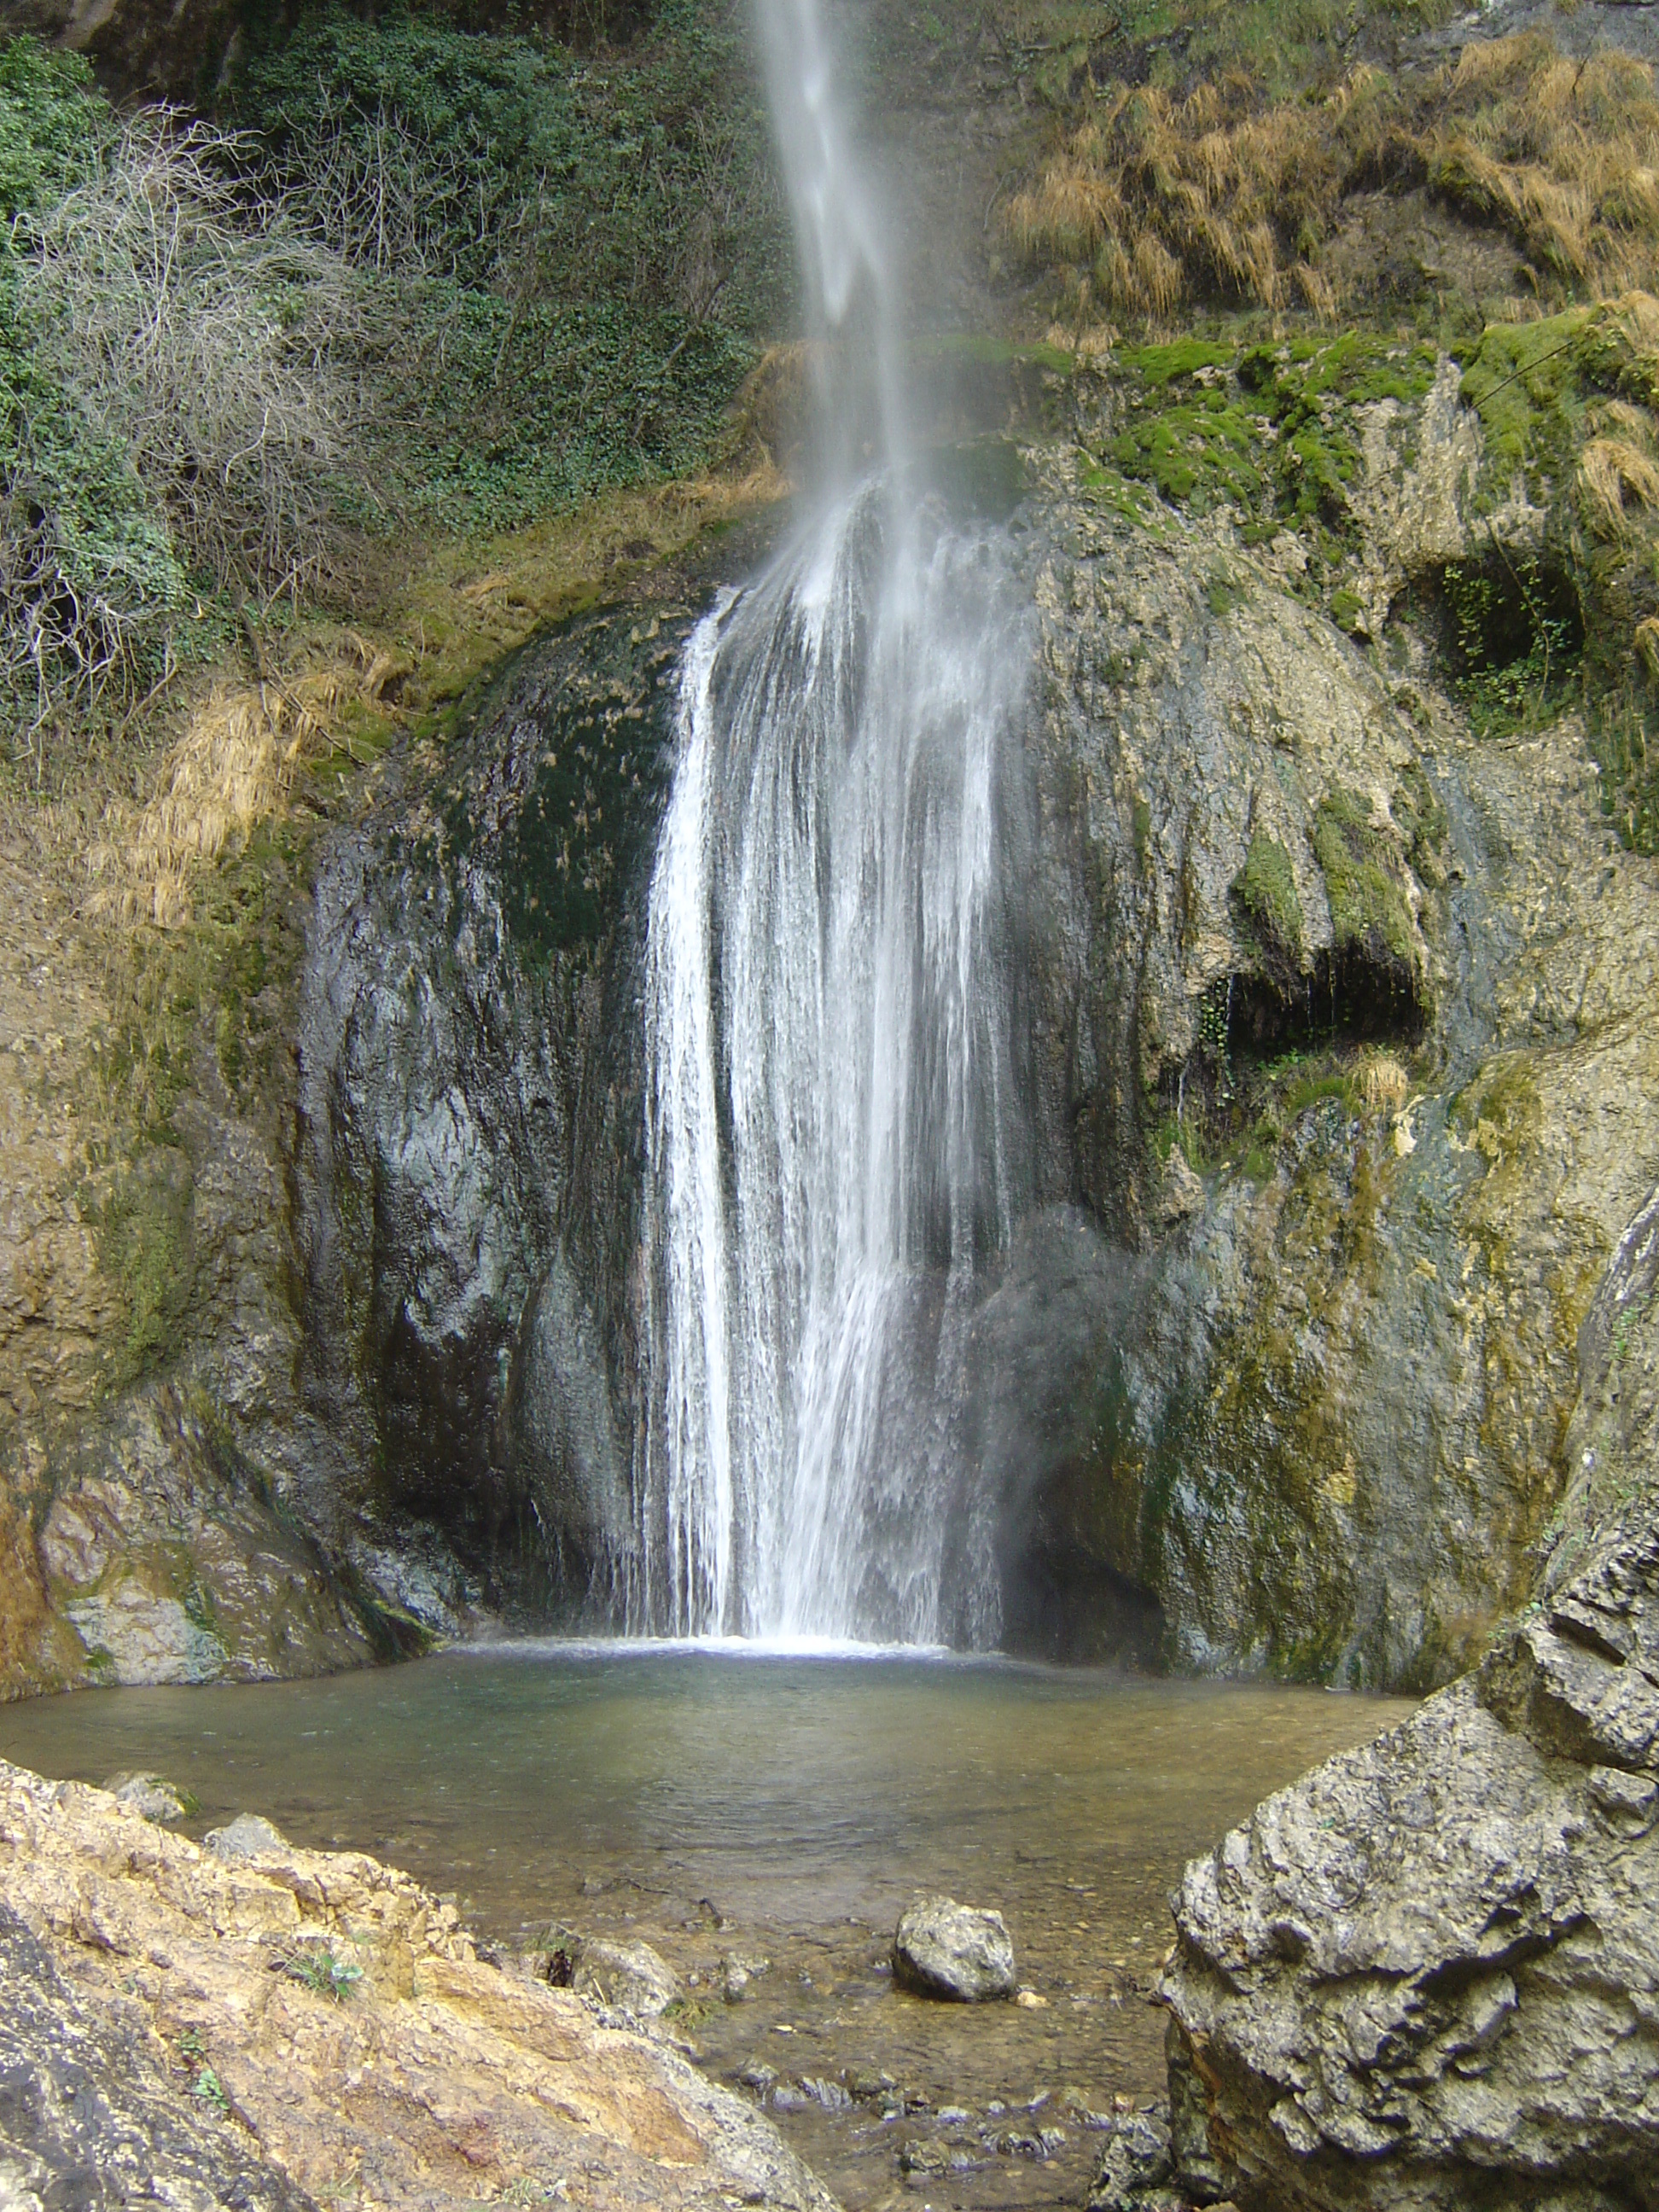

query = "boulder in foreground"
[
  {"left": 0, "top": 1758, "right": 836, "bottom": 2212},
  {"left": 892, "top": 1894, "right": 1016, "bottom": 2000},
  {"left": 1150, "top": 1182, "right": 1659, "bottom": 2212}
]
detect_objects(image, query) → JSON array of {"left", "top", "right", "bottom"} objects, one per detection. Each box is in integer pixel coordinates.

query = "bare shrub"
[
  {"left": 271, "top": 84, "right": 519, "bottom": 280},
  {"left": 21, "top": 111, "right": 365, "bottom": 608}
]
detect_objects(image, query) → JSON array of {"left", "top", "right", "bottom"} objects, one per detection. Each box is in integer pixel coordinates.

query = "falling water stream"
[{"left": 634, "top": 0, "right": 1033, "bottom": 1643}]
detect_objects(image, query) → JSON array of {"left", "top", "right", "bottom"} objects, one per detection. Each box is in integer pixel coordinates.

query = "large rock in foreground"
[
  {"left": 892, "top": 1894, "right": 1017, "bottom": 2001},
  {"left": 1150, "top": 1183, "right": 1659, "bottom": 2212},
  {"left": 0, "top": 1759, "right": 836, "bottom": 2212}
]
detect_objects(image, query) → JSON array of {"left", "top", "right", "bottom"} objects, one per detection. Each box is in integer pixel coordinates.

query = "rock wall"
[
  {"left": 1139, "top": 1177, "right": 1659, "bottom": 2212},
  {"left": 999, "top": 446, "right": 1659, "bottom": 1685},
  {"left": 4, "top": 364, "right": 1657, "bottom": 1692},
  {"left": 288, "top": 603, "right": 689, "bottom": 1618}
]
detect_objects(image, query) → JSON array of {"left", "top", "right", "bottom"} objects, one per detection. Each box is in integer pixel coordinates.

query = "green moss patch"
[
  {"left": 1096, "top": 331, "right": 1438, "bottom": 611},
  {"left": 1313, "top": 787, "right": 1420, "bottom": 978},
  {"left": 94, "top": 1150, "right": 197, "bottom": 1387},
  {"left": 1232, "top": 830, "right": 1305, "bottom": 960}
]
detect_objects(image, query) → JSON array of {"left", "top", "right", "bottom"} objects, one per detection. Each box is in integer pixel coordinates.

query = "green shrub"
[
  {"left": 2, "top": 5, "right": 790, "bottom": 775},
  {"left": 230, "top": 3, "right": 789, "bottom": 527}
]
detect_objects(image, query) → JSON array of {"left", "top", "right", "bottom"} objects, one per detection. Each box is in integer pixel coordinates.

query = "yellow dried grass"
[
  {"left": 1010, "top": 26, "right": 1659, "bottom": 317},
  {"left": 1578, "top": 435, "right": 1659, "bottom": 536},
  {"left": 89, "top": 638, "right": 405, "bottom": 928},
  {"left": 1355, "top": 1049, "right": 1412, "bottom": 1114}
]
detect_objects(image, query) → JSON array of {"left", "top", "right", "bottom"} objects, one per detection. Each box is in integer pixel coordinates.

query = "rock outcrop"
[
  {"left": 997, "top": 447, "right": 1659, "bottom": 1686},
  {"left": 1138, "top": 1178, "right": 1659, "bottom": 2212},
  {"left": 3, "top": 359, "right": 1657, "bottom": 1693},
  {"left": 0, "top": 1756, "right": 836, "bottom": 2212},
  {"left": 0, "top": 1897, "right": 316, "bottom": 2212}
]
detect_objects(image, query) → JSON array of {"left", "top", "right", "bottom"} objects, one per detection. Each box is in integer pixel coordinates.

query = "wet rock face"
[
  {"left": 273, "top": 420, "right": 1657, "bottom": 1681},
  {"left": 1152, "top": 1181, "right": 1659, "bottom": 2212},
  {"left": 291, "top": 606, "right": 690, "bottom": 1616},
  {"left": 996, "top": 453, "right": 1659, "bottom": 1687}
]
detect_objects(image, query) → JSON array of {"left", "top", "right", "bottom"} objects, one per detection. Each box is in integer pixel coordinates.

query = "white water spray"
[{"left": 633, "top": 0, "right": 1031, "bottom": 1644}]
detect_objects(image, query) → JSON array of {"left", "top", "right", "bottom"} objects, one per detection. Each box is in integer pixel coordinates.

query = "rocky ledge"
[
  {"left": 0, "top": 1757, "right": 835, "bottom": 2212},
  {"left": 1103, "top": 1180, "right": 1659, "bottom": 2212}
]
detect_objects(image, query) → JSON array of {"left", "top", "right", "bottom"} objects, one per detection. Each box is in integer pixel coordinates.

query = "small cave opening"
[
  {"left": 1160, "top": 944, "right": 1428, "bottom": 1176},
  {"left": 1427, "top": 545, "right": 1584, "bottom": 734},
  {"left": 1225, "top": 945, "right": 1428, "bottom": 1062}
]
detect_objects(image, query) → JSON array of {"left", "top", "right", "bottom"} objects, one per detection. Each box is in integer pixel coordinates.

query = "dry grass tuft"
[
  {"left": 1578, "top": 435, "right": 1659, "bottom": 536},
  {"left": 1006, "top": 72, "right": 1350, "bottom": 316},
  {"left": 1355, "top": 1048, "right": 1412, "bottom": 1114},
  {"left": 89, "top": 641, "right": 404, "bottom": 928},
  {"left": 1008, "top": 30, "right": 1659, "bottom": 317}
]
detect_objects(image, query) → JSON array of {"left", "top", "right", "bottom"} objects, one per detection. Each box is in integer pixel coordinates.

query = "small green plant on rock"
[
  {"left": 1232, "top": 830, "right": 1304, "bottom": 962},
  {"left": 285, "top": 1945, "right": 364, "bottom": 2001},
  {"left": 1311, "top": 788, "right": 1418, "bottom": 976}
]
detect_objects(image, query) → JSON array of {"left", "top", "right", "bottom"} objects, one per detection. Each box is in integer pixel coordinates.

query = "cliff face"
[
  {"left": 1001, "top": 444, "right": 1659, "bottom": 1686},
  {"left": 1138, "top": 1180, "right": 1659, "bottom": 2212},
  {"left": 269, "top": 400, "right": 1659, "bottom": 1684},
  {"left": 3, "top": 349, "right": 1656, "bottom": 1692}
]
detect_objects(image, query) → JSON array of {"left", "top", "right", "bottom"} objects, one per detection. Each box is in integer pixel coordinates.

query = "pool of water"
[{"left": 0, "top": 1645, "right": 1411, "bottom": 2210}]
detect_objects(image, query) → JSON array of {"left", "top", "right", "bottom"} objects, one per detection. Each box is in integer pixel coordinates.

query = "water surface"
[{"left": 1, "top": 1649, "right": 1411, "bottom": 2209}]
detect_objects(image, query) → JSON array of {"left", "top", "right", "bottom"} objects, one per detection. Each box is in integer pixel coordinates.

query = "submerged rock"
[
  {"left": 724, "top": 1949, "right": 771, "bottom": 2002},
  {"left": 0, "top": 1758, "right": 836, "bottom": 2212},
  {"left": 892, "top": 1894, "right": 1016, "bottom": 2001},
  {"left": 571, "top": 1935, "right": 684, "bottom": 2019},
  {"left": 106, "top": 1771, "right": 195, "bottom": 1823}
]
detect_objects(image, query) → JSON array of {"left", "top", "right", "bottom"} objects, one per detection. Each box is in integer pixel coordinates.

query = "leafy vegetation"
[
  {"left": 285, "top": 1945, "right": 364, "bottom": 2000},
  {"left": 0, "top": 3, "right": 787, "bottom": 783},
  {"left": 230, "top": 3, "right": 788, "bottom": 527}
]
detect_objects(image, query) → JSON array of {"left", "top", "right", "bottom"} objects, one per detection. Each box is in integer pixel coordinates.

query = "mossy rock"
[
  {"left": 1312, "top": 786, "right": 1421, "bottom": 986},
  {"left": 1232, "top": 830, "right": 1305, "bottom": 967}
]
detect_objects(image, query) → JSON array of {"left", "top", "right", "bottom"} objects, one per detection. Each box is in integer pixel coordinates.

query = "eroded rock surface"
[
  {"left": 0, "top": 1757, "right": 836, "bottom": 2212},
  {"left": 1147, "top": 1178, "right": 1659, "bottom": 2212},
  {"left": 1000, "top": 454, "right": 1659, "bottom": 1687},
  {"left": 0, "top": 1897, "right": 317, "bottom": 2212}
]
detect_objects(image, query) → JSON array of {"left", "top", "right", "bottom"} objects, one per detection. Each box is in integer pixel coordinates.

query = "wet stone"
[
  {"left": 203, "top": 1813, "right": 287, "bottom": 1862},
  {"left": 893, "top": 1893, "right": 1016, "bottom": 2001},
  {"left": 107, "top": 1772, "right": 194, "bottom": 1823},
  {"left": 572, "top": 1936, "right": 683, "bottom": 2018}
]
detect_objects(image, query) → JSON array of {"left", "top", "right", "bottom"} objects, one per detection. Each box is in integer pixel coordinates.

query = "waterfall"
[{"left": 632, "top": 0, "right": 1031, "bottom": 1645}]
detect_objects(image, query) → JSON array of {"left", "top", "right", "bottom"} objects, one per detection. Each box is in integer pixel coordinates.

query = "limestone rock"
[
  {"left": 203, "top": 1811, "right": 288, "bottom": 1862},
  {"left": 724, "top": 1950, "right": 771, "bottom": 2002},
  {"left": 1155, "top": 1149, "right": 1204, "bottom": 1227},
  {"left": 0, "top": 1758, "right": 837, "bottom": 2212},
  {"left": 107, "top": 1772, "right": 194, "bottom": 1823},
  {"left": 1004, "top": 472, "right": 1659, "bottom": 1684},
  {"left": 571, "top": 1935, "right": 684, "bottom": 2018},
  {"left": 1155, "top": 1181, "right": 1659, "bottom": 2211},
  {"left": 0, "top": 1897, "right": 315, "bottom": 2212},
  {"left": 892, "top": 1894, "right": 1016, "bottom": 2001}
]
